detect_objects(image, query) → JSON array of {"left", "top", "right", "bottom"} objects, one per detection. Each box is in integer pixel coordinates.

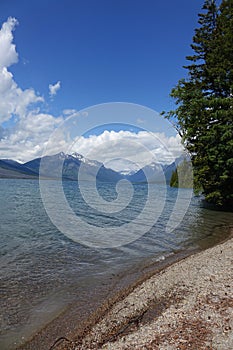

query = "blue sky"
[
  {"left": 0, "top": 0, "right": 205, "bottom": 168},
  {"left": 0, "top": 0, "right": 205, "bottom": 113}
]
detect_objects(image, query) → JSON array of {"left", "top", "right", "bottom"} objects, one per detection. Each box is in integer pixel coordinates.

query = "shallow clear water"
[{"left": 0, "top": 179, "right": 232, "bottom": 349}]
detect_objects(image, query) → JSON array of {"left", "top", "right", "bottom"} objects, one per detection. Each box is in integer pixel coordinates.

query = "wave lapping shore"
[{"left": 66, "top": 235, "right": 233, "bottom": 350}]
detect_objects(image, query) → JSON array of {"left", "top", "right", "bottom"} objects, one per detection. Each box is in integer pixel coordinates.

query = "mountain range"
[{"left": 0, "top": 152, "right": 178, "bottom": 184}]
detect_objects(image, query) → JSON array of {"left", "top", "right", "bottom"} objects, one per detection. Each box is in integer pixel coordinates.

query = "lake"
[{"left": 0, "top": 179, "right": 232, "bottom": 349}]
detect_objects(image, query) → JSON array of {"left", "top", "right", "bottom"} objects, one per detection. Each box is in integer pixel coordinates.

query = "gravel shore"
[{"left": 58, "top": 232, "right": 233, "bottom": 350}]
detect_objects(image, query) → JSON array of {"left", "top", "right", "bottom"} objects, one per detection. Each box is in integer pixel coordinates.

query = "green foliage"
[
  {"left": 170, "top": 169, "right": 178, "bottom": 188},
  {"left": 170, "top": 159, "right": 194, "bottom": 189},
  {"left": 163, "top": 0, "right": 233, "bottom": 208}
]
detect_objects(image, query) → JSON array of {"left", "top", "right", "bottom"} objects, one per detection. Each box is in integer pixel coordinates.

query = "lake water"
[{"left": 0, "top": 179, "right": 232, "bottom": 349}]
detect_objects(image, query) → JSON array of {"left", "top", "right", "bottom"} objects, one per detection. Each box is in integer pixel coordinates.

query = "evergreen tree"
[
  {"left": 170, "top": 159, "right": 193, "bottom": 189},
  {"left": 163, "top": 0, "right": 233, "bottom": 208}
]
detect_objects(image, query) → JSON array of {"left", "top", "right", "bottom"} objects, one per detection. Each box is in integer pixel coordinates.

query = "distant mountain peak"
[
  {"left": 71, "top": 152, "right": 84, "bottom": 160},
  {"left": 58, "top": 152, "right": 65, "bottom": 157},
  {"left": 119, "top": 169, "right": 138, "bottom": 176},
  {"left": 0, "top": 152, "right": 185, "bottom": 184}
]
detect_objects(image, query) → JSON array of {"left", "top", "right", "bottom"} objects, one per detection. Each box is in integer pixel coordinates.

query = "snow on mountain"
[
  {"left": 22, "top": 152, "right": 123, "bottom": 182},
  {"left": 0, "top": 152, "right": 185, "bottom": 184},
  {"left": 119, "top": 169, "right": 138, "bottom": 176}
]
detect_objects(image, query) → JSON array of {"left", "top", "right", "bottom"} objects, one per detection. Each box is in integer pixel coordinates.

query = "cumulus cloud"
[
  {"left": 0, "top": 18, "right": 43, "bottom": 124},
  {"left": 0, "top": 17, "right": 64, "bottom": 161},
  {"left": 71, "top": 130, "right": 184, "bottom": 171},
  {"left": 0, "top": 17, "right": 183, "bottom": 170},
  {"left": 49, "top": 81, "right": 61, "bottom": 97},
  {"left": 0, "top": 17, "right": 18, "bottom": 69},
  {"left": 0, "top": 112, "right": 64, "bottom": 162},
  {"left": 0, "top": 67, "right": 43, "bottom": 123}
]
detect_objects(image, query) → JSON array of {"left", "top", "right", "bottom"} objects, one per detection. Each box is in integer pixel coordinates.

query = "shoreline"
[
  {"left": 69, "top": 229, "right": 233, "bottom": 350},
  {"left": 16, "top": 227, "right": 233, "bottom": 350},
  {"left": 17, "top": 247, "right": 199, "bottom": 350}
]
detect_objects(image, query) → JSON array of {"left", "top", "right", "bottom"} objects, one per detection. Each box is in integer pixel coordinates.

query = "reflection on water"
[{"left": 0, "top": 179, "right": 232, "bottom": 349}]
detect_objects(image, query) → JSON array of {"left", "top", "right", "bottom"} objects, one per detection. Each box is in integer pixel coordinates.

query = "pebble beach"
[{"left": 60, "top": 231, "right": 233, "bottom": 350}]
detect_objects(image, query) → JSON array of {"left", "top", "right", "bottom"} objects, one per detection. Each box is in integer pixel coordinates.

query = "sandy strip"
[{"left": 58, "top": 232, "right": 233, "bottom": 350}]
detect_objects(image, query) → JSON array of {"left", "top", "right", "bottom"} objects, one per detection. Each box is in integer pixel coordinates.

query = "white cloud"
[
  {"left": 63, "top": 109, "right": 77, "bottom": 116},
  {"left": 0, "top": 17, "right": 183, "bottom": 170},
  {"left": 0, "top": 18, "right": 43, "bottom": 123},
  {"left": 0, "top": 67, "right": 43, "bottom": 123},
  {"left": 62, "top": 108, "right": 81, "bottom": 119},
  {"left": 0, "top": 17, "right": 18, "bottom": 69},
  {"left": 0, "top": 112, "right": 64, "bottom": 162},
  {"left": 49, "top": 81, "right": 61, "bottom": 97},
  {"left": 0, "top": 17, "right": 64, "bottom": 161},
  {"left": 71, "top": 130, "right": 184, "bottom": 171}
]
